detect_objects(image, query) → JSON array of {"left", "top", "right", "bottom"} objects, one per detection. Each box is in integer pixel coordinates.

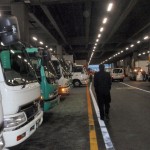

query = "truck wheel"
[{"left": 73, "top": 80, "right": 80, "bottom": 87}]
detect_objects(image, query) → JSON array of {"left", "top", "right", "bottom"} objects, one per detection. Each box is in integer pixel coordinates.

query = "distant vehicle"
[
  {"left": 111, "top": 68, "right": 124, "bottom": 82},
  {"left": 71, "top": 65, "right": 89, "bottom": 87}
]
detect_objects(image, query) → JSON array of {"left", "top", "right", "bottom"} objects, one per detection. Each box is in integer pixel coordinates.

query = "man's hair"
[{"left": 99, "top": 64, "right": 104, "bottom": 71}]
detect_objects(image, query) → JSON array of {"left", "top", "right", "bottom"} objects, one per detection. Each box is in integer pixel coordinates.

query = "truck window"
[{"left": 113, "top": 69, "right": 123, "bottom": 73}]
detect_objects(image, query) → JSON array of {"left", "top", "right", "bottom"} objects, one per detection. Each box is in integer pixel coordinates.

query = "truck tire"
[{"left": 73, "top": 80, "right": 81, "bottom": 87}]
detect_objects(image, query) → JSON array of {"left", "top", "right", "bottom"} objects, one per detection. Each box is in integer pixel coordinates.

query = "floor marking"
[
  {"left": 121, "top": 83, "right": 150, "bottom": 94},
  {"left": 86, "top": 85, "right": 98, "bottom": 150},
  {"left": 90, "top": 83, "right": 115, "bottom": 150}
]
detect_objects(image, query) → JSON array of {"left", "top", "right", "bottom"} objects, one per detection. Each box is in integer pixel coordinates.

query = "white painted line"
[
  {"left": 121, "top": 82, "right": 150, "bottom": 94},
  {"left": 90, "top": 83, "right": 115, "bottom": 150}
]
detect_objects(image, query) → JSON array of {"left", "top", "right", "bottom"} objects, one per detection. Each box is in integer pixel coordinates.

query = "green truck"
[{"left": 26, "top": 47, "right": 60, "bottom": 111}]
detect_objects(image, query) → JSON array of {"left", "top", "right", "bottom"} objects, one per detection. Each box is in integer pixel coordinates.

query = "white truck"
[
  {"left": 0, "top": 16, "right": 43, "bottom": 148},
  {"left": 71, "top": 65, "right": 89, "bottom": 87},
  {"left": 51, "top": 55, "right": 70, "bottom": 95},
  {"left": 0, "top": 93, "right": 4, "bottom": 149}
]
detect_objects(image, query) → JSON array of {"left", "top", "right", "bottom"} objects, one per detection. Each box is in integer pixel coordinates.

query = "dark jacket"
[{"left": 94, "top": 71, "right": 111, "bottom": 94}]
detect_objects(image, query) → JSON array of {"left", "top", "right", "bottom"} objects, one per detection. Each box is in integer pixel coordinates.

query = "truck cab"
[
  {"left": 0, "top": 16, "right": 43, "bottom": 148},
  {"left": 51, "top": 55, "right": 70, "bottom": 95},
  {"left": 71, "top": 65, "right": 89, "bottom": 87},
  {"left": 26, "top": 48, "right": 60, "bottom": 112}
]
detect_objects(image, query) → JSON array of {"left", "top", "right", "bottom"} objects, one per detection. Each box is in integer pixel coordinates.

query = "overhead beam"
[
  {"left": 40, "top": 5, "right": 68, "bottom": 44},
  {"left": 29, "top": 12, "right": 57, "bottom": 43},
  {"left": 85, "top": 0, "right": 92, "bottom": 48},
  {"left": 26, "top": 0, "right": 99, "bottom": 5}
]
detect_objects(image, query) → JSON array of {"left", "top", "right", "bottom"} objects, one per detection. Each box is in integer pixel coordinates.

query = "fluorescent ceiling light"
[
  {"left": 96, "top": 39, "right": 99, "bottom": 42},
  {"left": 39, "top": 41, "right": 43, "bottom": 45},
  {"left": 103, "top": 18, "right": 108, "bottom": 24},
  {"left": 98, "top": 34, "right": 101, "bottom": 38},
  {"left": 130, "top": 44, "right": 134, "bottom": 47},
  {"left": 32, "top": 37, "right": 37, "bottom": 41},
  {"left": 144, "top": 36, "right": 149, "bottom": 40},
  {"left": 100, "top": 27, "right": 104, "bottom": 32},
  {"left": 137, "top": 41, "right": 141, "bottom": 44},
  {"left": 107, "top": 3, "right": 113, "bottom": 12}
]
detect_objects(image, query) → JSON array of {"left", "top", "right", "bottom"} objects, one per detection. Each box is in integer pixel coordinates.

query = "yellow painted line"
[{"left": 86, "top": 85, "right": 99, "bottom": 150}]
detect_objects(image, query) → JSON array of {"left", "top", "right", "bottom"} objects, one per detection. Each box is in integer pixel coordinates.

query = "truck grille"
[{"left": 19, "top": 98, "right": 40, "bottom": 122}]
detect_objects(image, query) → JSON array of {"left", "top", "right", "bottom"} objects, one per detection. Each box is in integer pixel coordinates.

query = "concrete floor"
[{"left": 10, "top": 78, "right": 150, "bottom": 150}]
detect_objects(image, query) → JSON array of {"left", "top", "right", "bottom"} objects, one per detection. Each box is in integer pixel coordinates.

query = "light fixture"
[
  {"left": 1, "top": 42, "right": 4, "bottom": 46},
  {"left": 121, "top": 50, "right": 123, "bottom": 53},
  {"left": 137, "top": 41, "right": 141, "bottom": 44},
  {"left": 95, "top": 43, "right": 97, "bottom": 46},
  {"left": 46, "top": 45, "right": 48, "bottom": 48},
  {"left": 130, "top": 44, "right": 134, "bottom": 47},
  {"left": 147, "top": 51, "right": 150, "bottom": 53},
  {"left": 50, "top": 48, "right": 53, "bottom": 51},
  {"left": 100, "top": 27, "right": 104, "bottom": 32},
  {"left": 39, "top": 41, "right": 43, "bottom": 45},
  {"left": 32, "top": 37, "right": 37, "bottom": 41},
  {"left": 94, "top": 46, "right": 96, "bottom": 49},
  {"left": 107, "top": 3, "right": 113, "bottom": 12},
  {"left": 103, "top": 18, "right": 108, "bottom": 24},
  {"left": 126, "top": 47, "right": 129, "bottom": 50},
  {"left": 98, "top": 34, "right": 101, "bottom": 38},
  {"left": 93, "top": 49, "right": 95, "bottom": 52},
  {"left": 96, "top": 38, "right": 99, "bottom": 42},
  {"left": 138, "top": 53, "right": 141, "bottom": 56},
  {"left": 144, "top": 36, "right": 149, "bottom": 40},
  {"left": 143, "top": 52, "right": 145, "bottom": 55}
]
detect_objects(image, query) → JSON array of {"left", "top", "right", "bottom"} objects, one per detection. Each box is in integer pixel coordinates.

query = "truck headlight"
[{"left": 4, "top": 112, "right": 27, "bottom": 129}]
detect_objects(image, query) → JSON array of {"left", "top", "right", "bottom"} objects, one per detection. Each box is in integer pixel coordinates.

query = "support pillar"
[{"left": 11, "top": 2, "right": 29, "bottom": 43}]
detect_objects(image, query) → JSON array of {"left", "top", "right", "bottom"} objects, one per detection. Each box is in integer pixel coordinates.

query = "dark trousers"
[{"left": 96, "top": 92, "right": 111, "bottom": 118}]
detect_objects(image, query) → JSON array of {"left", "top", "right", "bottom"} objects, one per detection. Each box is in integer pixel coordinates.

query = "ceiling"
[{"left": 0, "top": 0, "right": 150, "bottom": 64}]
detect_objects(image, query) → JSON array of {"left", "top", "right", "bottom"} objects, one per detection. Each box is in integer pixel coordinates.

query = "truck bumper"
[
  {"left": 81, "top": 79, "right": 89, "bottom": 85},
  {"left": 3, "top": 110, "right": 43, "bottom": 148}
]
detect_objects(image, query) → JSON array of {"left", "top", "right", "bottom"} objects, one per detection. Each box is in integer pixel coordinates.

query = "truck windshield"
[
  {"left": 52, "top": 60, "right": 61, "bottom": 79},
  {"left": 0, "top": 49, "right": 37, "bottom": 86},
  {"left": 73, "top": 66, "right": 84, "bottom": 73}
]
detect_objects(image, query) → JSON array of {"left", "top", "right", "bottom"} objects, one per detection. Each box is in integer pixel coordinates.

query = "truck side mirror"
[{"left": 0, "top": 16, "right": 20, "bottom": 46}]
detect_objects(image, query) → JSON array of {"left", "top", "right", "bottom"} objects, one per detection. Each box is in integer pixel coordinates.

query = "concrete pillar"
[
  {"left": 56, "top": 45, "right": 63, "bottom": 59},
  {"left": 11, "top": 2, "right": 29, "bottom": 43}
]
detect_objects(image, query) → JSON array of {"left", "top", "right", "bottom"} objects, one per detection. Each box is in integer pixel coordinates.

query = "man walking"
[{"left": 94, "top": 64, "right": 112, "bottom": 121}]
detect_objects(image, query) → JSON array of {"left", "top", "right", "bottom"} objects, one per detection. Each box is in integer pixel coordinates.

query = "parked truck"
[
  {"left": 26, "top": 47, "right": 60, "bottom": 111},
  {"left": 0, "top": 16, "right": 43, "bottom": 147},
  {"left": 0, "top": 93, "right": 4, "bottom": 149},
  {"left": 51, "top": 55, "right": 70, "bottom": 95},
  {"left": 71, "top": 65, "right": 89, "bottom": 87}
]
